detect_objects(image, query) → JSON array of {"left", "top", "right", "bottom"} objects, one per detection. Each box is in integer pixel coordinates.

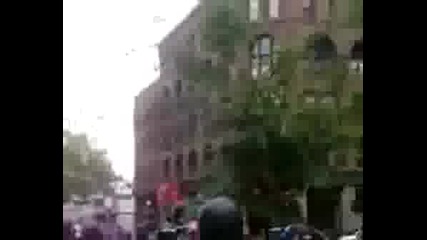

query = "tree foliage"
[
  {"left": 190, "top": 4, "right": 363, "bottom": 220},
  {"left": 63, "top": 130, "right": 116, "bottom": 202}
]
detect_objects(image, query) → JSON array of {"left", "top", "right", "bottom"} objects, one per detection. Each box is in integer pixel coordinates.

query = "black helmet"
[{"left": 199, "top": 196, "right": 243, "bottom": 240}]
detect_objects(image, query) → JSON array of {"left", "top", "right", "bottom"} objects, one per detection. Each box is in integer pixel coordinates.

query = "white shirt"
[{"left": 73, "top": 224, "right": 83, "bottom": 239}]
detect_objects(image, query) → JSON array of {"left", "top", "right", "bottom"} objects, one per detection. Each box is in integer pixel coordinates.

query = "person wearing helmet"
[{"left": 199, "top": 196, "right": 243, "bottom": 240}]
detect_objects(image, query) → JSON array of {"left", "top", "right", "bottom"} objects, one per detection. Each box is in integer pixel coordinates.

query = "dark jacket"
[
  {"left": 82, "top": 226, "right": 103, "bottom": 240},
  {"left": 279, "top": 224, "right": 327, "bottom": 240},
  {"left": 63, "top": 221, "right": 73, "bottom": 240},
  {"left": 199, "top": 196, "right": 243, "bottom": 240}
]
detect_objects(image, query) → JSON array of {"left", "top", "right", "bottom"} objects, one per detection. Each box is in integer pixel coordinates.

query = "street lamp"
[{"left": 251, "top": 33, "right": 274, "bottom": 79}]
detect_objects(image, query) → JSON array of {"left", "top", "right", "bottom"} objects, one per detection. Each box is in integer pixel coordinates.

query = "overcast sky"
[{"left": 63, "top": 0, "right": 198, "bottom": 181}]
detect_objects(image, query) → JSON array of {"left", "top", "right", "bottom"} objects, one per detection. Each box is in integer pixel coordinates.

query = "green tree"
[
  {"left": 188, "top": 3, "right": 362, "bottom": 224},
  {"left": 63, "top": 130, "right": 116, "bottom": 202}
]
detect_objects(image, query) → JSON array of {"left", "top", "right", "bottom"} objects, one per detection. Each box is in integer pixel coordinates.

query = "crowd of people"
[
  {"left": 63, "top": 213, "right": 132, "bottom": 240},
  {"left": 64, "top": 196, "right": 360, "bottom": 240}
]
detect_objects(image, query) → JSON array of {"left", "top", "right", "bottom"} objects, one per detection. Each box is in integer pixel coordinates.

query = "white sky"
[{"left": 63, "top": 0, "right": 198, "bottom": 181}]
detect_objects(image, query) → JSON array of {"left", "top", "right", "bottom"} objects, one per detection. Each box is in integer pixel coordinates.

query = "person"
[
  {"left": 63, "top": 220, "right": 73, "bottom": 240},
  {"left": 137, "top": 223, "right": 149, "bottom": 240},
  {"left": 163, "top": 217, "right": 173, "bottom": 230},
  {"left": 199, "top": 196, "right": 243, "bottom": 240},
  {"left": 356, "top": 225, "right": 363, "bottom": 240},
  {"left": 279, "top": 224, "right": 327, "bottom": 240},
  {"left": 72, "top": 218, "right": 84, "bottom": 240},
  {"left": 83, "top": 225, "right": 103, "bottom": 240}
]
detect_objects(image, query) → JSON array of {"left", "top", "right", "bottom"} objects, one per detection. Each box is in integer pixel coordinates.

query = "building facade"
[{"left": 135, "top": 0, "right": 363, "bottom": 233}]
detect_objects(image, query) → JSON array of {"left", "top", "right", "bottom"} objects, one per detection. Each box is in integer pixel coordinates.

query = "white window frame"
[
  {"left": 249, "top": 0, "right": 260, "bottom": 22},
  {"left": 269, "top": 0, "right": 279, "bottom": 19}
]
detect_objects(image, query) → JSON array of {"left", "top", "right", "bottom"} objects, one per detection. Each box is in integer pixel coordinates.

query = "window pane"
[
  {"left": 305, "top": 96, "right": 315, "bottom": 104},
  {"left": 260, "top": 38, "right": 271, "bottom": 56},
  {"left": 349, "top": 61, "right": 363, "bottom": 74},
  {"left": 335, "top": 152, "right": 347, "bottom": 167},
  {"left": 176, "top": 154, "right": 183, "bottom": 180},
  {"left": 252, "top": 59, "right": 259, "bottom": 79},
  {"left": 269, "top": 0, "right": 279, "bottom": 18},
  {"left": 249, "top": 0, "right": 260, "bottom": 22},
  {"left": 163, "top": 158, "right": 170, "bottom": 178},
  {"left": 188, "top": 150, "right": 198, "bottom": 177},
  {"left": 260, "top": 57, "right": 270, "bottom": 75},
  {"left": 252, "top": 43, "right": 259, "bottom": 58},
  {"left": 321, "top": 96, "right": 335, "bottom": 104}
]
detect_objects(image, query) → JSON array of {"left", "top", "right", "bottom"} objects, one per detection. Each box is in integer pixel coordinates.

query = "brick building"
[{"left": 134, "top": 0, "right": 363, "bottom": 233}]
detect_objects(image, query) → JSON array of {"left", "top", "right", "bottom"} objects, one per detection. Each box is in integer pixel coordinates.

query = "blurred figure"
[
  {"left": 188, "top": 218, "right": 199, "bottom": 240},
  {"left": 163, "top": 217, "right": 173, "bottom": 229},
  {"left": 199, "top": 196, "right": 243, "bottom": 240},
  {"left": 83, "top": 225, "right": 103, "bottom": 240},
  {"left": 64, "top": 220, "right": 73, "bottom": 240},
  {"left": 73, "top": 218, "right": 84, "bottom": 240},
  {"left": 279, "top": 223, "right": 327, "bottom": 240},
  {"left": 136, "top": 223, "right": 149, "bottom": 240},
  {"left": 82, "top": 213, "right": 105, "bottom": 240}
]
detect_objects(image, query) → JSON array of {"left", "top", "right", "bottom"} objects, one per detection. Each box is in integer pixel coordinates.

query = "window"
[
  {"left": 249, "top": 0, "right": 260, "bottom": 22},
  {"left": 356, "top": 154, "right": 363, "bottom": 168},
  {"left": 162, "top": 86, "right": 170, "bottom": 98},
  {"left": 355, "top": 186, "right": 363, "bottom": 202},
  {"left": 187, "top": 84, "right": 195, "bottom": 93},
  {"left": 188, "top": 34, "right": 195, "bottom": 46},
  {"left": 203, "top": 59, "right": 212, "bottom": 69},
  {"left": 175, "top": 80, "right": 182, "bottom": 97},
  {"left": 188, "top": 150, "right": 198, "bottom": 177},
  {"left": 269, "top": 0, "right": 279, "bottom": 19},
  {"left": 260, "top": 38, "right": 271, "bottom": 57},
  {"left": 303, "top": 0, "right": 312, "bottom": 8},
  {"left": 93, "top": 198, "right": 104, "bottom": 207},
  {"left": 335, "top": 152, "right": 347, "bottom": 167},
  {"left": 188, "top": 113, "right": 198, "bottom": 133},
  {"left": 203, "top": 144, "right": 214, "bottom": 166},
  {"left": 163, "top": 158, "right": 171, "bottom": 178},
  {"left": 303, "top": 0, "right": 315, "bottom": 24},
  {"left": 304, "top": 96, "right": 315, "bottom": 104},
  {"left": 349, "top": 61, "right": 363, "bottom": 74},
  {"left": 351, "top": 185, "right": 363, "bottom": 213},
  {"left": 260, "top": 58, "right": 271, "bottom": 76},
  {"left": 251, "top": 58, "right": 259, "bottom": 79},
  {"left": 176, "top": 154, "right": 183, "bottom": 180},
  {"left": 321, "top": 96, "right": 335, "bottom": 104}
]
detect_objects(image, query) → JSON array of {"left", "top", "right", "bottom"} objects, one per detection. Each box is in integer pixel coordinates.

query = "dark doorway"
[
  {"left": 351, "top": 39, "right": 363, "bottom": 60},
  {"left": 307, "top": 186, "right": 342, "bottom": 231}
]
